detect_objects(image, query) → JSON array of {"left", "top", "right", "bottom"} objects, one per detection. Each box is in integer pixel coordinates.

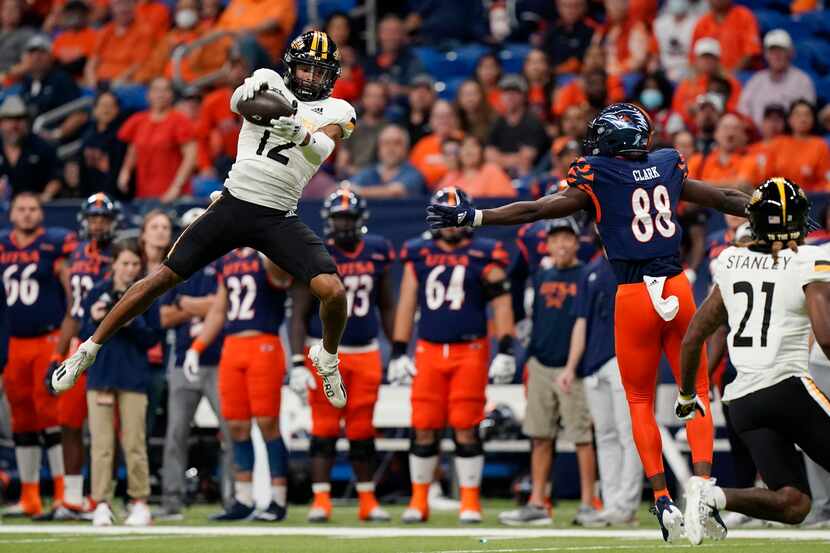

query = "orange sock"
[
  {"left": 311, "top": 489, "right": 332, "bottom": 515},
  {"left": 357, "top": 491, "right": 380, "bottom": 520},
  {"left": 591, "top": 496, "right": 603, "bottom": 511},
  {"left": 52, "top": 475, "right": 65, "bottom": 506},
  {"left": 21, "top": 482, "right": 42, "bottom": 515},
  {"left": 459, "top": 486, "right": 481, "bottom": 513},
  {"left": 409, "top": 482, "right": 430, "bottom": 512},
  {"left": 653, "top": 488, "right": 670, "bottom": 501}
]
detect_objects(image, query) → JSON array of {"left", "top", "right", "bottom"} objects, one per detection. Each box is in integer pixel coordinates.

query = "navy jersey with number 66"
[
  {"left": 216, "top": 248, "right": 287, "bottom": 335},
  {"left": 567, "top": 148, "right": 688, "bottom": 284}
]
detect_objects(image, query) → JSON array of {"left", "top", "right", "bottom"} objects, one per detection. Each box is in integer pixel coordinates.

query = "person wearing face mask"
[
  {"left": 633, "top": 71, "right": 674, "bottom": 145},
  {"left": 653, "top": 0, "right": 704, "bottom": 82},
  {"left": 82, "top": 239, "right": 162, "bottom": 527}
]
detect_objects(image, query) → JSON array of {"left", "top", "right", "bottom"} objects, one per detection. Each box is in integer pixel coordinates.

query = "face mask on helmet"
[
  {"left": 83, "top": 214, "right": 117, "bottom": 245},
  {"left": 328, "top": 214, "right": 364, "bottom": 250},
  {"left": 283, "top": 32, "right": 341, "bottom": 102}
]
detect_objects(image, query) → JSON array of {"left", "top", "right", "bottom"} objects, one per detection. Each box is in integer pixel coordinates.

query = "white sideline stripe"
[
  {"left": 421, "top": 543, "right": 798, "bottom": 553},
  {"left": 0, "top": 525, "right": 828, "bottom": 540}
]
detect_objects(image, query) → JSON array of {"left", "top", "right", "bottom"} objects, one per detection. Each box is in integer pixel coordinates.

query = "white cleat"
[
  {"left": 124, "top": 501, "right": 152, "bottom": 526},
  {"left": 401, "top": 506, "right": 428, "bottom": 524},
  {"left": 308, "top": 343, "right": 347, "bottom": 408},
  {"left": 307, "top": 506, "right": 330, "bottom": 523},
  {"left": 92, "top": 502, "right": 114, "bottom": 527},
  {"left": 363, "top": 506, "right": 391, "bottom": 522},
  {"left": 51, "top": 340, "right": 99, "bottom": 393},
  {"left": 685, "top": 476, "right": 727, "bottom": 544},
  {"left": 459, "top": 509, "right": 483, "bottom": 524}
]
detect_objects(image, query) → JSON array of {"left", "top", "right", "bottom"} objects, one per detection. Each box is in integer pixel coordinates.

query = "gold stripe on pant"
[{"left": 87, "top": 390, "right": 150, "bottom": 502}]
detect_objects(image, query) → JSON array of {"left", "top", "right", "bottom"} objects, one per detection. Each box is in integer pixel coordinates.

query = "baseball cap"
[
  {"left": 498, "top": 74, "right": 528, "bottom": 94},
  {"left": 764, "top": 29, "right": 793, "bottom": 50},
  {"left": 693, "top": 37, "right": 721, "bottom": 58},
  {"left": 696, "top": 92, "right": 724, "bottom": 113},
  {"left": 547, "top": 216, "right": 580, "bottom": 236},
  {"left": 0, "top": 96, "right": 28, "bottom": 119},
  {"left": 25, "top": 35, "right": 52, "bottom": 52}
]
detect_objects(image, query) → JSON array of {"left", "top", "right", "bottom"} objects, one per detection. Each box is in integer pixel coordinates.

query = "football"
[{"left": 238, "top": 87, "right": 296, "bottom": 126}]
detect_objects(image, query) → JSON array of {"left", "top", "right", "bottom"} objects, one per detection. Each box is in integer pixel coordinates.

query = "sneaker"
[
  {"left": 254, "top": 501, "right": 286, "bottom": 522},
  {"left": 124, "top": 501, "right": 152, "bottom": 526},
  {"left": 152, "top": 505, "right": 184, "bottom": 522},
  {"left": 209, "top": 501, "right": 255, "bottom": 521},
  {"left": 650, "top": 496, "right": 684, "bottom": 543},
  {"left": 573, "top": 505, "right": 600, "bottom": 526},
  {"left": 401, "top": 506, "right": 428, "bottom": 523},
  {"left": 92, "top": 502, "right": 114, "bottom": 527},
  {"left": 52, "top": 341, "right": 98, "bottom": 393},
  {"left": 459, "top": 509, "right": 482, "bottom": 524},
  {"left": 33, "top": 505, "right": 85, "bottom": 521},
  {"left": 684, "top": 476, "right": 727, "bottom": 545},
  {"left": 498, "top": 503, "right": 552, "bottom": 526},
  {"left": 361, "top": 505, "right": 391, "bottom": 522},
  {"left": 308, "top": 343, "right": 347, "bottom": 408}
]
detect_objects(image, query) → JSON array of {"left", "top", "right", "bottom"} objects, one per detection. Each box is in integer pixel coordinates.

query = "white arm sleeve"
[{"left": 299, "top": 131, "right": 335, "bottom": 165}]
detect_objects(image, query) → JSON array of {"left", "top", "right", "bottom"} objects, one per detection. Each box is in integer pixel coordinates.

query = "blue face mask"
[{"left": 640, "top": 88, "right": 664, "bottom": 111}]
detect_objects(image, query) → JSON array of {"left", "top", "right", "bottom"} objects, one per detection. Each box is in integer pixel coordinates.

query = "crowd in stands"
[{"left": 0, "top": 0, "right": 829, "bottom": 207}]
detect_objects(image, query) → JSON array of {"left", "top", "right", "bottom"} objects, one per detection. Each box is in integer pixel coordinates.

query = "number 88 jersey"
[
  {"left": 567, "top": 148, "right": 687, "bottom": 284},
  {"left": 400, "top": 235, "right": 509, "bottom": 343},
  {"left": 215, "top": 248, "right": 287, "bottom": 335}
]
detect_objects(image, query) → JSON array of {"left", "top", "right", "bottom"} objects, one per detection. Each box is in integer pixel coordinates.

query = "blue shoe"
[
  {"left": 209, "top": 501, "right": 255, "bottom": 521},
  {"left": 650, "top": 496, "right": 684, "bottom": 543},
  {"left": 254, "top": 501, "right": 287, "bottom": 522}
]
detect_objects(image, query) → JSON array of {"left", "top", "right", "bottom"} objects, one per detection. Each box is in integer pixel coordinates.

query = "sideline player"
[
  {"left": 38, "top": 193, "right": 119, "bottom": 521},
  {"left": 52, "top": 31, "right": 355, "bottom": 410},
  {"left": 678, "top": 178, "right": 830, "bottom": 543},
  {"left": 392, "top": 187, "right": 515, "bottom": 524},
  {"left": 289, "top": 187, "right": 394, "bottom": 523},
  {"left": 425, "top": 103, "right": 749, "bottom": 540},
  {"left": 0, "top": 193, "right": 76, "bottom": 516},
  {"left": 186, "top": 248, "right": 292, "bottom": 521}
]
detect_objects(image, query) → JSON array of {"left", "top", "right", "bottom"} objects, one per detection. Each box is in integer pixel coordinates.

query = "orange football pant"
[
  {"left": 614, "top": 273, "right": 713, "bottom": 480},
  {"left": 218, "top": 334, "right": 285, "bottom": 421},
  {"left": 5, "top": 333, "right": 60, "bottom": 432}
]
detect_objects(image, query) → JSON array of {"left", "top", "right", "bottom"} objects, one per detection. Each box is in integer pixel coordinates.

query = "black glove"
[{"left": 44, "top": 361, "right": 60, "bottom": 396}]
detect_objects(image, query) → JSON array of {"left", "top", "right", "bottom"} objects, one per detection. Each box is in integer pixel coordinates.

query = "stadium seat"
[
  {"left": 435, "top": 76, "right": 466, "bottom": 100},
  {"left": 735, "top": 70, "right": 755, "bottom": 86},
  {"left": 795, "top": 10, "right": 830, "bottom": 39},
  {"left": 113, "top": 85, "right": 149, "bottom": 112},
  {"left": 796, "top": 39, "right": 830, "bottom": 76},
  {"left": 754, "top": 9, "right": 810, "bottom": 37},
  {"left": 498, "top": 43, "right": 532, "bottom": 74}
]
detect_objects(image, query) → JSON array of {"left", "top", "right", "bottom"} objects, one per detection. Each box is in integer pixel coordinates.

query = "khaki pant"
[
  {"left": 87, "top": 390, "right": 150, "bottom": 502},
  {"left": 522, "top": 357, "right": 593, "bottom": 442}
]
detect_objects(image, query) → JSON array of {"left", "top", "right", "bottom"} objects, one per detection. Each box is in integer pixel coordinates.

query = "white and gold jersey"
[
  {"left": 225, "top": 68, "right": 356, "bottom": 211},
  {"left": 712, "top": 244, "right": 830, "bottom": 402}
]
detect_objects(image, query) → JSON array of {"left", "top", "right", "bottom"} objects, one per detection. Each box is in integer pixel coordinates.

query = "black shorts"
[
  {"left": 728, "top": 376, "right": 830, "bottom": 494},
  {"left": 164, "top": 189, "right": 337, "bottom": 283}
]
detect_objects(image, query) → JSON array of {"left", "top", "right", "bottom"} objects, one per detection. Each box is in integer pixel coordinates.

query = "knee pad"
[
  {"left": 348, "top": 439, "right": 376, "bottom": 463},
  {"left": 409, "top": 439, "right": 439, "bottom": 458},
  {"left": 41, "top": 429, "right": 61, "bottom": 448},
  {"left": 13, "top": 432, "right": 40, "bottom": 447},
  {"left": 265, "top": 438, "right": 288, "bottom": 478},
  {"left": 232, "top": 439, "right": 255, "bottom": 472},
  {"left": 454, "top": 438, "right": 483, "bottom": 458},
  {"left": 309, "top": 436, "right": 337, "bottom": 459}
]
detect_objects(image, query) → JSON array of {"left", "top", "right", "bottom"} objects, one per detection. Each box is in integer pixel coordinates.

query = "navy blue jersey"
[
  {"left": 216, "top": 249, "right": 287, "bottom": 335},
  {"left": 67, "top": 240, "right": 112, "bottom": 321},
  {"left": 163, "top": 262, "right": 222, "bottom": 367},
  {"left": 568, "top": 148, "right": 687, "bottom": 284},
  {"left": 0, "top": 227, "right": 76, "bottom": 337},
  {"left": 575, "top": 256, "right": 616, "bottom": 377},
  {"left": 400, "top": 235, "right": 509, "bottom": 343},
  {"left": 308, "top": 234, "right": 395, "bottom": 346},
  {"left": 528, "top": 262, "right": 585, "bottom": 368}
]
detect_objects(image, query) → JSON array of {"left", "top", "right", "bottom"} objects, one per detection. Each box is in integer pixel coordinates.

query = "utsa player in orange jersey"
[
  {"left": 393, "top": 187, "right": 515, "bottom": 524},
  {"left": 0, "top": 193, "right": 77, "bottom": 517},
  {"left": 185, "top": 248, "right": 293, "bottom": 522},
  {"left": 290, "top": 187, "right": 395, "bottom": 523},
  {"left": 427, "top": 104, "right": 751, "bottom": 541},
  {"left": 39, "top": 193, "right": 119, "bottom": 521}
]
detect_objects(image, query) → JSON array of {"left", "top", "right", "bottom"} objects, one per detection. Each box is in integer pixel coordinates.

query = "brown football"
[{"left": 238, "top": 88, "right": 296, "bottom": 126}]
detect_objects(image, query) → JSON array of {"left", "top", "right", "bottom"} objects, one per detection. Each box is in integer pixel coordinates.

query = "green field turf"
[{"left": 0, "top": 501, "right": 827, "bottom": 553}]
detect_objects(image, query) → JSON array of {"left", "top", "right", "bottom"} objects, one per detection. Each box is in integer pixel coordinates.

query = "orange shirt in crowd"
[
  {"left": 768, "top": 136, "right": 830, "bottom": 192},
  {"left": 118, "top": 110, "right": 196, "bottom": 198},
  {"left": 92, "top": 20, "right": 155, "bottom": 82},
  {"left": 196, "top": 87, "right": 241, "bottom": 171},
  {"left": 410, "top": 133, "right": 459, "bottom": 189},
  {"left": 671, "top": 73, "right": 742, "bottom": 124},
  {"left": 629, "top": 0, "right": 658, "bottom": 22},
  {"left": 691, "top": 6, "right": 762, "bottom": 71},
  {"left": 551, "top": 75, "right": 625, "bottom": 117},
  {"left": 438, "top": 163, "right": 517, "bottom": 198},
  {"left": 218, "top": 0, "right": 297, "bottom": 61},
  {"left": 594, "top": 19, "right": 657, "bottom": 76},
  {"left": 331, "top": 65, "right": 366, "bottom": 104},
  {"left": 792, "top": 0, "right": 818, "bottom": 13},
  {"left": 688, "top": 149, "right": 760, "bottom": 187},
  {"left": 133, "top": 22, "right": 230, "bottom": 85},
  {"left": 745, "top": 140, "right": 778, "bottom": 184},
  {"left": 52, "top": 27, "right": 98, "bottom": 68},
  {"left": 136, "top": 0, "right": 170, "bottom": 40},
  {"left": 487, "top": 88, "right": 505, "bottom": 114}
]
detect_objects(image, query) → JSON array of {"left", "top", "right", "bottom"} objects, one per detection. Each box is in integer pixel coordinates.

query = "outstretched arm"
[
  {"left": 805, "top": 281, "right": 830, "bottom": 360},
  {"left": 679, "top": 284, "right": 728, "bottom": 396},
  {"left": 682, "top": 179, "right": 750, "bottom": 217}
]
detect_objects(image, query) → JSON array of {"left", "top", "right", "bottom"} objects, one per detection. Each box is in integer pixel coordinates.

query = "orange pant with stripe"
[
  {"left": 306, "top": 347, "right": 382, "bottom": 440},
  {"left": 615, "top": 273, "right": 713, "bottom": 479},
  {"left": 411, "top": 338, "right": 489, "bottom": 430},
  {"left": 218, "top": 334, "right": 286, "bottom": 421},
  {"left": 5, "top": 333, "right": 60, "bottom": 432}
]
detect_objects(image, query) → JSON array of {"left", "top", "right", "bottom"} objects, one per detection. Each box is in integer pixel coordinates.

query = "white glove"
[
  {"left": 240, "top": 73, "right": 270, "bottom": 101},
  {"left": 674, "top": 393, "right": 707, "bottom": 421},
  {"left": 489, "top": 353, "right": 516, "bottom": 384},
  {"left": 270, "top": 113, "right": 309, "bottom": 144},
  {"left": 387, "top": 355, "right": 416, "bottom": 386},
  {"left": 515, "top": 318, "right": 533, "bottom": 347},
  {"left": 183, "top": 349, "right": 200, "bottom": 383},
  {"left": 289, "top": 364, "right": 317, "bottom": 402}
]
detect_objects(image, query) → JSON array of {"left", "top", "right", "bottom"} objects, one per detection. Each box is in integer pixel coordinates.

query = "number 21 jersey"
[{"left": 567, "top": 148, "right": 687, "bottom": 284}]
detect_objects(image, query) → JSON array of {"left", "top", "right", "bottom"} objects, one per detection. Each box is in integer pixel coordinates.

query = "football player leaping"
[
  {"left": 50, "top": 31, "right": 355, "bottom": 410},
  {"left": 426, "top": 104, "right": 749, "bottom": 541},
  {"left": 678, "top": 179, "right": 830, "bottom": 544}
]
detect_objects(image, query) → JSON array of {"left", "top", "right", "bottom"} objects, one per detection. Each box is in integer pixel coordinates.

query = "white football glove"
[
  {"left": 240, "top": 73, "right": 270, "bottom": 101},
  {"left": 270, "top": 113, "right": 308, "bottom": 144},
  {"left": 289, "top": 359, "right": 317, "bottom": 402},
  {"left": 183, "top": 348, "right": 200, "bottom": 383},
  {"left": 488, "top": 353, "right": 516, "bottom": 384},
  {"left": 674, "top": 393, "right": 707, "bottom": 421},
  {"left": 387, "top": 355, "right": 416, "bottom": 386}
]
